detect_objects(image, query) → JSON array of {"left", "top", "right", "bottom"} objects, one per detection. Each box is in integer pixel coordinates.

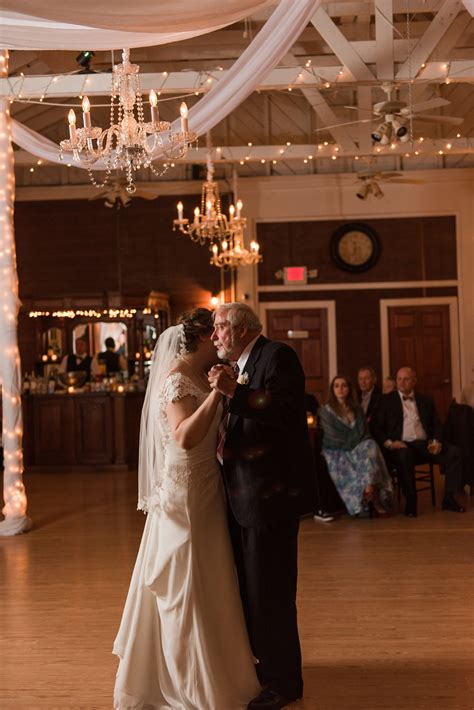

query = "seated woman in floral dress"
[{"left": 319, "top": 375, "right": 393, "bottom": 517}]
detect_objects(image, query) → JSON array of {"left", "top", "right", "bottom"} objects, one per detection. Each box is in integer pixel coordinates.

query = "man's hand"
[
  {"left": 390, "top": 440, "right": 407, "bottom": 450},
  {"left": 208, "top": 364, "right": 238, "bottom": 398}
]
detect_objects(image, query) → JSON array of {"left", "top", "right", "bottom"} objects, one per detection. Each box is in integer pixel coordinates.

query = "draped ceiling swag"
[
  {"left": 0, "top": 0, "right": 274, "bottom": 50},
  {"left": 8, "top": 0, "right": 322, "bottom": 166}
]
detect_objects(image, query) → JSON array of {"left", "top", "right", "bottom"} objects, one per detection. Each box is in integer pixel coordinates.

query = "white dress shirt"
[
  {"left": 236, "top": 334, "right": 261, "bottom": 375},
  {"left": 399, "top": 390, "right": 427, "bottom": 441}
]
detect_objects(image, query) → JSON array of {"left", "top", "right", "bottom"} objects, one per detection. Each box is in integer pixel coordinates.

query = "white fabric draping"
[
  {"left": 0, "top": 91, "right": 32, "bottom": 536},
  {"left": 0, "top": 1, "right": 274, "bottom": 50},
  {"left": 11, "top": 0, "right": 321, "bottom": 168}
]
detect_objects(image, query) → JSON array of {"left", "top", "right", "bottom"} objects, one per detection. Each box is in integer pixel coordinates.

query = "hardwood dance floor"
[{"left": 0, "top": 469, "right": 473, "bottom": 710}]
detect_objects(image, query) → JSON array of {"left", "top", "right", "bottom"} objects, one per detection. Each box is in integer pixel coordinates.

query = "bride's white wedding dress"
[{"left": 113, "top": 372, "right": 259, "bottom": 710}]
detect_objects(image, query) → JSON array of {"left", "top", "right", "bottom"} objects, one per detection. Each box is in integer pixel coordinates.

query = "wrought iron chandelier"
[
  {"left": 173, "top": 138, "right": 261, "bottom": 269},
  {"left": 60, "top": 49, "right": 197, "bottom": 193}
]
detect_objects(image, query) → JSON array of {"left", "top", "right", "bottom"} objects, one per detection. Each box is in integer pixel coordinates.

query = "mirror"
[{"left": 72, "top": 322, "right": 128, "bottom": 357}]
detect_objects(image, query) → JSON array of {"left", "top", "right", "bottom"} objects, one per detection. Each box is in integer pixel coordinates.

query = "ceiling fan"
[
  {"left": 88, "top": 179, "right": 158, "bottom": 208},
  {"left": 355, "top": 170, "right": 424, "bottom": 200},
  {"left": 317, "top": 83, "right": 463, "bottom": 144}
]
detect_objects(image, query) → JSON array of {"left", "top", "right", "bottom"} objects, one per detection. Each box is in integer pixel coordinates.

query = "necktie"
[
  {"left": 403, "top": 395, "right": 414, "bottom": 402},
  {"left": 216, "top": 363, "right": 240, "bottom": 464}
]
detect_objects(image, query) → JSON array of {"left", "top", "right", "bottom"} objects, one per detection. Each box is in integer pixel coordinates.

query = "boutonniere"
[{"left": 237, "top": 372, "right": 249, "bottom": 385}]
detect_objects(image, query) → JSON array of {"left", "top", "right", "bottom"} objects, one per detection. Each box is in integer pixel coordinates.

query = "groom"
[{"left": 208, "top": 303, "right": 316, "bottom": 710}]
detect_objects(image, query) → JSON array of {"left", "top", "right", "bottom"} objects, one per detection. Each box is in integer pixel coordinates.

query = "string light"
[{"left": 29, "top": 307, "right": 138, "bottom": 319}]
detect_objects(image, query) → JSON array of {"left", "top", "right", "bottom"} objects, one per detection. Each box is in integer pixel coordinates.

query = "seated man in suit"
[
  {"left": 373, "top": 366, "right": 465, "bottom": 517},
  {"left": 357, "top": 366, "right": 383, "bottom": 426}
]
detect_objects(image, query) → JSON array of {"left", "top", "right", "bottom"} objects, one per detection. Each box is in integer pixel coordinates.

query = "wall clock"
[{"left": 330, "top": 223, "right": 381, "bottom": 273}]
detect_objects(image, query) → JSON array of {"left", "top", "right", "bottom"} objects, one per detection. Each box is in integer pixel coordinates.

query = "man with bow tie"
[{"left": 373, "top": 366, "right": 465, "bottom": 517}]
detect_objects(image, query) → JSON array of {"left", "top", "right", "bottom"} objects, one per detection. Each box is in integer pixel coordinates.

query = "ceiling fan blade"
[
  {"left": 343, "top": 105, "right": 378, "bottom": 115},
  {"left": 409, "top": 98, "right": 450, "bottom": 113},
  {"left": 314, "top": 117, "right": 376, "bottom": 131},
  {"left": 412, "top": 114, "right": 464, "bottom": 125}
]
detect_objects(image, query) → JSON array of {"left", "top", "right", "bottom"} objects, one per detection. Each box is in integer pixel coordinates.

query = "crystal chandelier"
[
  {"left": 173, "top": 139, "right": 262, "bottom": 269},
  {"left": 210, "top": 224, "right": 261, "bottom": 270},
  {"left": 60, "top": 49, "right": 197, "bottom": 193},
  {"left": 173, "top": 146, "right": 235, "bottom": 245}
]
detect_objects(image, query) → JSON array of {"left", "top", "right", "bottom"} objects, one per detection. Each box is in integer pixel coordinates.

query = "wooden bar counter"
[{"left": 22, "top": 390, "right": 145, "bottom": 471}]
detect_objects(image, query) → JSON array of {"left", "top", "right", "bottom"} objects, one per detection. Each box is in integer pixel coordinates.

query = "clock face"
[
  {"left": 338, "top": 230, "right": 374, "bottom": 266},
  {"left": 330, "top": 223, "right": 381, "bottom": 273}
]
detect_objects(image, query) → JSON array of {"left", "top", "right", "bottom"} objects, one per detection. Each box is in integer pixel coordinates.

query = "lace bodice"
[{"left": 148, "top": 372, "right": 222, "bottom": 504}]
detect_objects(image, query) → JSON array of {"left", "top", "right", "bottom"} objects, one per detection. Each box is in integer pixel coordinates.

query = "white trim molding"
[
  {"left": 259, "top": 299, "right": 338, "bottom": 381},
  {"left": 379, "top": 296, "right": 461, "bottom": 399},
  {"left": 258, "top": 279, "right": 458, "bottom": 293}
]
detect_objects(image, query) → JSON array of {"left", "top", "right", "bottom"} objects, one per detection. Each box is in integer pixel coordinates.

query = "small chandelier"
[
  {"left": 173, "top": 137, "right": 262, "bottom": 269},
  {"left": 173, "top": 145, "right": 234, "bottom": 245},
  {"left": 210, "top": 228, "right": 261, "bottom": 270},
  {"left": 60, "top": 48, "right": 197, "bottom": 193}
]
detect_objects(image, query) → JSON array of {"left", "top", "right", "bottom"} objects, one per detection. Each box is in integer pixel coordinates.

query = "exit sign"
[{"left": 284, "top": 266, "right": 307, "bottom": 285}]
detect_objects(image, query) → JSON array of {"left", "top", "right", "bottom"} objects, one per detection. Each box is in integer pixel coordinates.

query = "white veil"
[{"left": 137, "top": 324, "right": 184, "bottom": 512}]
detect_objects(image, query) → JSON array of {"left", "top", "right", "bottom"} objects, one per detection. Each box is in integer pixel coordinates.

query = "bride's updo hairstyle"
[{"left": 177, "top": 308, "right": 214, "bottom": 353}]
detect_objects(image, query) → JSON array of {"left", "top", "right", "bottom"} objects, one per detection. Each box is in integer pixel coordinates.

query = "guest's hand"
[
  {"left": 427, "top": 439, "right": 442, "bottom": 455},
  {"left": 208, "top": 364, "right": 238, "bottom": 398},
  {"left": 390, "top": 440, "right": 407, "bottom": 450}
]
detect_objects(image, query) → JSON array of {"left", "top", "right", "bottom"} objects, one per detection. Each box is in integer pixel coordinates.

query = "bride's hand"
[{"left": 208, "top": 365, "right": 238, "bottom": 398}]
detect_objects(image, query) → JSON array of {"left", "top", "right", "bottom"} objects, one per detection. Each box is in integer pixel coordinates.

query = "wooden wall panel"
[
  {"left": 257, "top": 216, "right": 456, "bottom": 286},
  {"left": 14, "top": 197, "right": 221, "bottom": 313}
]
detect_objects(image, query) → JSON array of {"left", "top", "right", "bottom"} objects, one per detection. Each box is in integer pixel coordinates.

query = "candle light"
[
  {"left": 68, "top": 109, "right": 77, "bottom": 142},
  {"left": 117, "top": 384, "right": 125, "bottom": 393},
  {"left": 229, "top": 204, "right": 235, "bottom": 222},
  {"left": 222, "top": 240, "right": 228, "bottom": 251},
  {"left": 236, "top": 199, "right": 243, "bottom": 218},
  {"left": 194, "top": 206, "right": 200, "bottom": 224},
  {"left": 250, "top": 240, "right": 260, "bottom": 252},
  {"left": 206, "top": 199, "right": 212, "bottom": 219},
  {"left": 177, "top": 201, "right": 184, "bottom": 220},
  {"left": 212, "top": 244, "right": 218, "bottom": 254},
  {"left": 149, "top": 89, "right": 159, "bottom": 124},
  {"left": 81, "top": 96, "right": 91, "bottom": 128},
  {"left": 180, "top": 102, "right": 189, "bottom": 133},
  {"left": 41, "top": 354, "right": 48, "bottom": 362}
]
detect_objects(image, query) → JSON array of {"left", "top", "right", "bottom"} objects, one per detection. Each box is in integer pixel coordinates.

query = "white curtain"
[
  {"left": 0, "top": 1, "right": 274, "bottom": 50},
  {"left": 0, "top": 92, "right": 31, "bottom": 535},
  {"left": 11, "top": 0, "right": 321, "bottom": 166}
]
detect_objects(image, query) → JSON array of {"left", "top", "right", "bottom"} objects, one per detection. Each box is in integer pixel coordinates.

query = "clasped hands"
[
  {"left": 208, "top": 364, "right": 238, "bottom": 398},
  {"left": 386, "top": 439, "right": 442, "bottom": 455}
]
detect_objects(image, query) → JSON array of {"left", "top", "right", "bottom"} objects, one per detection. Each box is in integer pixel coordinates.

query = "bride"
[{"left": 113, "top": 308, "right": 260, "bottom": 710}]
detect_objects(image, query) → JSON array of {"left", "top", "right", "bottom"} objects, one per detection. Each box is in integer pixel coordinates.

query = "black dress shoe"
[
  {"left": 442, "top": 495, "right": 466, "bottom": 513},
  {"left": 247, "top": 688, "right": 300, "bottom": 709}
]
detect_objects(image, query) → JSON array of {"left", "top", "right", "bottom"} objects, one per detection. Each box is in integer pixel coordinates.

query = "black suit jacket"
[
  {"left": 222, "top": 335, "right": 316, "bottom": 527},
  {"left": 359, "top": 385, "right": 383, "bottom": 422},
  {"left": 372, "top": 390, "right": 442, "bottom": 447}
]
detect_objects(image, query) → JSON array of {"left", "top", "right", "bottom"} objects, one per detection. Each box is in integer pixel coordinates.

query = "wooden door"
[
  {"left": 388, "top": 304, "right": 452, "bottom": 419},
  {"left": 266, "top": 307, "right": 329, "bottom": 403}
]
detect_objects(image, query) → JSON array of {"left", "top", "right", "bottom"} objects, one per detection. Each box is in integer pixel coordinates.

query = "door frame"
[
  {"left": 259, "top": 300, "right": 338, "bottom": 382},
  {"left": 379, "top": 296, "right": 461, "bottom": 400}
]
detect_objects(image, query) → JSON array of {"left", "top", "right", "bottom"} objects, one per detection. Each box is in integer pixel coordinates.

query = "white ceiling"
[{"left": 8, "top": 0, "right": 474, "bottom": 188}]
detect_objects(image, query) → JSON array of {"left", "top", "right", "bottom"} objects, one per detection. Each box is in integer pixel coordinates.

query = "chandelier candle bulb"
[
  {"left": 194, "top": 206, "right": 200, "bottom": 224},
  {"left": 149, "top": 89, "right": 159, "bottom": 124},
  {"left": 206, "top": 199, "right": 212, "bottom": 219},
  {"left": 229, "top": 204, "right": 235, "bottom": 222},
  {"left": 68, "top": 109, "right": 77, "bottom": 142},
  {"left": 177, "top": 201, "right": 184, "bottom": 220},
  {"left": 236, "top": 199, "right": 243, "bottom": 218},
  {"left": 81, "top": 96, "right": 91, "bottom": 128},
  {"left": 180, "top": 102, "right": 189, "bottom": 133}
]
